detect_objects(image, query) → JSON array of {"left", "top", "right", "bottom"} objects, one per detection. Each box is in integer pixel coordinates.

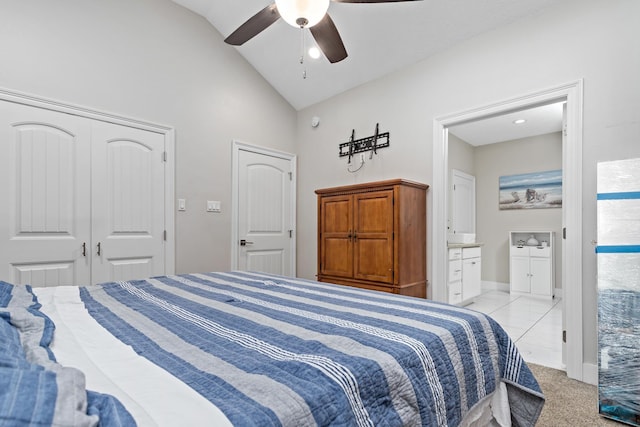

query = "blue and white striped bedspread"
[{"left": 80, "top": 271, "right": 544, "bottom": 427}]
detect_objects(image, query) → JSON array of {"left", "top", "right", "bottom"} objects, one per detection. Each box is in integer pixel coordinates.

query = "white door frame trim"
[
  {"left": 231, "top": 140, "right": 297, "bottom": 276},
  {"left": 432, "top": 80, "right": 584, "bottom": 380},
  {"left": 0, "top": 86, "right": 176, "bottom": 276}
]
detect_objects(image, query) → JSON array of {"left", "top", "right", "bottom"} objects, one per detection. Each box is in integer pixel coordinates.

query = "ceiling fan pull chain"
[
  {"left": 300, "top": 27, "right": 307, "bottom": 79},
  {"left": 300, "top": 27, "right": 304, "bottom": 64}
]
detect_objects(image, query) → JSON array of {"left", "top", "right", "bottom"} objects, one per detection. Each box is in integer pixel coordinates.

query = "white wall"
[
  {"left": 448, "top": 134, "right": 476, "bottom": 176},
  {"left": 295, "top": 0, "right": 640, "bottom": 367},
  {"left": 0, "top": 0, "right": 297, "bottom": 274}
]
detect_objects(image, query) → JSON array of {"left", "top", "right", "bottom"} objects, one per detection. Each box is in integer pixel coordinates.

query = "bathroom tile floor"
[{"left": 465, "top": 290, "right": 565, "bottom": 371}]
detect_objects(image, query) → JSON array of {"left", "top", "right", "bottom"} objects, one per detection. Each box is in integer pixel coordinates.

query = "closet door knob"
[
  {"left": 97, "top": 242, "right": 101, "bottom": 256},
  {"left": 82, "top": 242, "right": 87, "bottom": 257}
]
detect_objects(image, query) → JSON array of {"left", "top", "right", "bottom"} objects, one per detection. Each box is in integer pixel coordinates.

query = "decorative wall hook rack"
[{"left": 338, "top": 123, "right": 390, "bottom": 160}]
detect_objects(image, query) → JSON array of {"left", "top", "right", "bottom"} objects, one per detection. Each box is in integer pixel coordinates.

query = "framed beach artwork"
[{"left": 499, "top": 169, "right": 562, "bottom": 210}]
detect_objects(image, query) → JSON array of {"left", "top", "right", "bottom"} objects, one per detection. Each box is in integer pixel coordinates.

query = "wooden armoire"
[{"left": 316, "top": 179, "right": 428, "bottom": 298}]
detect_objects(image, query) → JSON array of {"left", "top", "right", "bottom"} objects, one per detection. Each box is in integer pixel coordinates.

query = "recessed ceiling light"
[
  {"left": 308, "top": 46, "right": 321, "bottom": 59},
  {"left": 513, "top": 119, "right": 527, "bottom": 125}
]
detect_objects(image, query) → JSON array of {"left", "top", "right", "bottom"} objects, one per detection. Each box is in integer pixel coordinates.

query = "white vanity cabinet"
[
  {"left": 509, "top": 231, "right": 554, "bottom": 298},
  {"left": 448, "top": 245, "right": 482, "bottom": 305},
  {"left": 448, "top": 248, "right": 463, "bottom": 304},
  {"left": 462, "top": 247, "right": 482, "bottom": 302}
]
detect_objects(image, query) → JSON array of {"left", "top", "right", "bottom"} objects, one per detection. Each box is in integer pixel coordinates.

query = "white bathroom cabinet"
[
  {"left": 448, "top": 245, "right": 481, "bottom": 304},
  {"left": 509, "top": 231, "right": 554, "bottom": 298}
]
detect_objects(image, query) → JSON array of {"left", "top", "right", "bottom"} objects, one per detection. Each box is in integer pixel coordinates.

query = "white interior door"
[
  {"left": 451, "top": 169, "right": 476, "bottom": 234},
  {"left": 91, "top": 121, "right": 166, "bottom": 283},
  {"left": 237, "top": 147, "right": 294, "bottom": 276},
  {"left": 0, "top": 101, "right": 91, "bottom": 286}
]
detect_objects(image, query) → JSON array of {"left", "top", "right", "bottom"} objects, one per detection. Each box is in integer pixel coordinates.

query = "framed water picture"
[{"left": 499, "top": 169, "right": 562, "bottom": 210}]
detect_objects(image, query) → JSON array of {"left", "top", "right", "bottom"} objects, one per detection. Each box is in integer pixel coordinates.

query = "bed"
[{"left": 1, "top": 271, "right": 544, "bottom": 426}]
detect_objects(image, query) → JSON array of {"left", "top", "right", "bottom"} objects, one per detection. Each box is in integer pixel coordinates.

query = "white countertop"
[{"left": 447, "top": 242, "right": 483, "bottom": 249}]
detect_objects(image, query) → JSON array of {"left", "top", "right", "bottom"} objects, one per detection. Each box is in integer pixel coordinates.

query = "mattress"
[{"left": 2, "top": 271, "right": 544, "bottom": 426}]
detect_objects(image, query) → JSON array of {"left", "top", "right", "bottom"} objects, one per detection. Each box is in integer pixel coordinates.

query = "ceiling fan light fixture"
[
  {"left": 275, "top": 0, "right": 330, "bottom": 28},
  {"left": 308, "top": 46, "right": 321, "bottom": 59}
]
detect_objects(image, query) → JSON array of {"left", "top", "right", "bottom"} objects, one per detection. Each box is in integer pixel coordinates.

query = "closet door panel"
[
  {"left": 0, "top": 101, "right": 91, "bottom": 286},
  {"left": 91, "top": 121, "right": 166, "bottom": 284}
]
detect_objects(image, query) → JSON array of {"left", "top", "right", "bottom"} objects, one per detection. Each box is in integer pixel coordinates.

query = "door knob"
[{"left": 240, "top": 239, "right": 254, "bottom": 246}]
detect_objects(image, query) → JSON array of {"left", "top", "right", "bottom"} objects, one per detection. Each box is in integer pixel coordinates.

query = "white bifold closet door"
[{"left": 0, "top": 100, "right": 167, "bottom": 286}]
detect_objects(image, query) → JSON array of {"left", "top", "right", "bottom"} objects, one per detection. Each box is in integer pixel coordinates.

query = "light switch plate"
[
  {"left": 178, "top": 199, "right": 186, "bottom": 211},
  {"left": 207, "top": 200, "right": 221, "bottom": 213}
]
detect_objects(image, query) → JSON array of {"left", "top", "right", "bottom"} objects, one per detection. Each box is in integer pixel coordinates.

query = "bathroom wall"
[{"left": 475, "top": 132, "right": 563, "bottom": 289}]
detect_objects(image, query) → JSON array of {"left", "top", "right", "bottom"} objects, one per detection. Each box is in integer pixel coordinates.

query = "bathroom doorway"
[{"left": 431, "top": 80, "right": 584, "bottom": 381}]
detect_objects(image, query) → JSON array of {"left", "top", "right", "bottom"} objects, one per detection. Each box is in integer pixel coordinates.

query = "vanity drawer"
[
  {"left": 511, "top": 245, "right": 551, "bottom": 257},
  {"left": 449, "top": 281, "right": 462, "bottom": 304},
  {"left": 449, "top": 248, "right": 462, "bottom": 260},
  {"left": 448, "top": 259, "right": 462, "bottom": 282},
  {"left": 462, "top": 246, "right": 481, "bottom": 259},
  {"left": 511, "top": 246, "right": 530, "bottom": 256},
  {"left": 530, "top": 246, "right": 551, "bottom": 258}
]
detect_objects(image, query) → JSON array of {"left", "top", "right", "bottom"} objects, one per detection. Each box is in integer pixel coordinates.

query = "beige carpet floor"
[{"left": 528, "top": 363, "right": 624, "bottom": 426}]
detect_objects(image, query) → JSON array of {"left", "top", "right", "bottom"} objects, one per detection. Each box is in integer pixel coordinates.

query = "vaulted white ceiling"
[{"left": 173, "top": 0, "right": 562, "bottom": 110}]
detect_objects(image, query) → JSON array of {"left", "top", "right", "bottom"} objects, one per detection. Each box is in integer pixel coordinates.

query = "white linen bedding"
[{"left": 34, "top": 286, "right": 232, "bottom": 427}]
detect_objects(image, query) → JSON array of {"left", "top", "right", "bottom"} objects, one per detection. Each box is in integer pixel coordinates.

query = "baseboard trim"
[
  {"left": 481, "top": 281, "right": 509, "bottom": 293},
  {"left": 482, "top": 281, "right": 565, "bottom": 301},
  {"left": 582, "top": 362, "right": 598, "bottom": 386}
]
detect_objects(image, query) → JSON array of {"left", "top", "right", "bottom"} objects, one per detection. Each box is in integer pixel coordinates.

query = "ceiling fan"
[{"left": 224, "top": 0, "right": 423, "bottom": 64}]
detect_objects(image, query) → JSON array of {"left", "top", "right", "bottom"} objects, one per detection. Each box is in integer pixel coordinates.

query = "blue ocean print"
[{"left": 499, "top": 169, "right": 562, "bottom": 209}]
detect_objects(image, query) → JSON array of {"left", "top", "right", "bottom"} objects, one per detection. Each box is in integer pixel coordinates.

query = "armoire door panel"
[
  {"left": 354, "top": 238, "right": 393, "bottom": 282},
  {"left": 321, "top": 237, "right": 352, "bottom": 277},
  {"left": 354, "top": 191, "right": 393, "bottom": 234},
  {"left": 353, "top": 190, "right": 394, "bottom": 283},
  {"left": 319, "top": 194, "right": 354, "bottom": 278},
  {"left": 321, "top": 196, "right": 352, "bottom": 234},
  {"left": 0, "top": 101, "right": 91, "bottom": 286}
]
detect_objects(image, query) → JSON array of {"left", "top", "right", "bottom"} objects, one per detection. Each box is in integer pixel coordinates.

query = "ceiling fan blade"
[
  {"left": 224, "top": 3, "right": 280, "bottom": 46},
  {"left": 332, "top": 0, "right": 422, "bottom": 3},
  {"left": 310, "top": 14, "right": 348, "bottom": 63}
]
